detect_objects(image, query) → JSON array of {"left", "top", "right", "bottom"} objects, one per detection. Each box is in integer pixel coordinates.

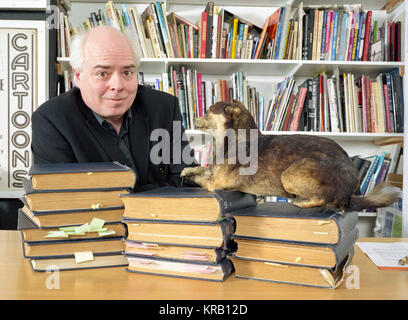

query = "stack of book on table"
[
  {"left": 227, "top": 202, "right": 358, "bottom": 288},
  {"left": 18, "top": 162, "right": 136, "bottom": 271},
  {"left": 121, "top": 186, "right": 257, "bottom": 281}
]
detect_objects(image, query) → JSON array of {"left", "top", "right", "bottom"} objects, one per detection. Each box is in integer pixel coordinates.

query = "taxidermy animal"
[{"left": 180, "top": 101, "right": 400, "bottom": 211}]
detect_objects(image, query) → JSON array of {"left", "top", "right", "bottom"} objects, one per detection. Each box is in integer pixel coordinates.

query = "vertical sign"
[{"left": 0, "top": 28, "right": 37, "bottom": 192}]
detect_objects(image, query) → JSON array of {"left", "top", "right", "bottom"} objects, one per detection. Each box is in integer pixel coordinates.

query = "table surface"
[{"left": 1, "top": 230, "right": 407, "bottom": 300}]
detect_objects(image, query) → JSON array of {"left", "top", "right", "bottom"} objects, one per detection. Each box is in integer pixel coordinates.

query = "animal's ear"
[{"left": 225, "top": 105, "right": 241, "bottom": 118}]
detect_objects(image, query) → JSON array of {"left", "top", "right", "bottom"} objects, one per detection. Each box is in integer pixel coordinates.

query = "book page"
[{"left": 356, "top": 242, "right": 408, "bottom": 270}]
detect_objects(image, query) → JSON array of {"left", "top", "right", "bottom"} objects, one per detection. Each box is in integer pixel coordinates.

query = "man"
[{"left": 31, "top": 26, "right": 196, "bottom": 191}]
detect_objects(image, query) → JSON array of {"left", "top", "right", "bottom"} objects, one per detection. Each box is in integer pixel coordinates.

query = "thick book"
[
  {"left": 124, "top": 239, "right": 237, "bottom": 265},
  {"left": 29, "top": 253, "right": 128, "bottom": 272},
  {"left": 22, "top": 236, "right": 125, "bottom": 259},
  {"left": 27, "top": 162, "right": 136, "bottom": 191},
  {"left": 231, "top": 248, "right": 354, "bottom": 289},
  {"left": 17, "top": 204, "right": 124, "bottom": 229},
  {"left": 120, "top": 186, "right": 256, "bottom": 223},
  {"left": 123, "top": 217, "right": 235, "bottom": 248},
  {"left": 126, "top": 256, "right": 234, "bottom": 282},
  {"left": 227, "top": 202, "right": 358, "bottom": 245},
  {"left": 23, "top": 179, "right": 128, "bottom": 212},
  {"left": 231, "top": 227, "right": 358, "bottom": 268}
]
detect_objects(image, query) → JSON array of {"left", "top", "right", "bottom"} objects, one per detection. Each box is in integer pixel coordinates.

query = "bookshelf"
[{"left": 60, "top": 0, "right": 406, "bottom": 236}]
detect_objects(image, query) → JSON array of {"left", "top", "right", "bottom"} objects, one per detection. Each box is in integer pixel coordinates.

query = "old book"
[
  {"left": 29, "top": 253, "right": 128, "bottom": 272},
  {"left": 123, "top": 217, "right": 235, "bottom": 247},
  {"left": 22, "top": 185, "right": 128, "bottom": 212},
  {"left": 22, "top": 235, "right": 125, "bottom": 259},
  {"left": 120, "top": 186, "right": 256, "bottom": 223},
  {"left": 227, "top": 202, "right": 358, "bottom": 245},
  {"left": 124, "top": 239, "right": 237, "bottom": 264},
  {"left": 231, "top": 227, "right": 358, "bottom": 268},
  {"left": 17, "top": 204, "right": 124, "bottom": 228},
  {"left": 126, "top": 256, "right": 233, "bottom": 282},
  {"left": 27, "top": 162, "right": 136, "bottom": 191},
  {"left": 230, "top": 248, "right": 354, "bottom": 288}
]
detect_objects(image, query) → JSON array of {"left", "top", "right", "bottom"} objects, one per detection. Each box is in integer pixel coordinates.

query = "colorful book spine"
[
  {"left": 331, "top": 11, "right": 339, "bottom": 61},
  {"left": 338, "top": 12, "right": 349, "bottom": 61}
]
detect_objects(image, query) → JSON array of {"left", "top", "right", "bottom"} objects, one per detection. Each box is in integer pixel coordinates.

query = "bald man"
[{"left": 31, "top": 26, "right": 196, "bottom": 191}]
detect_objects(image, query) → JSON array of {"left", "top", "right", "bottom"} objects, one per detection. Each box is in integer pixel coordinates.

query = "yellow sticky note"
[{"left": 74, "top": 251, "right": 94, "bottom": 263}]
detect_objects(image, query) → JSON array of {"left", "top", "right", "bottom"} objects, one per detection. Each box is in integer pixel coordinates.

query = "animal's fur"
[{"left": 181, "top": 101, "right": 400, "bottom": 211}]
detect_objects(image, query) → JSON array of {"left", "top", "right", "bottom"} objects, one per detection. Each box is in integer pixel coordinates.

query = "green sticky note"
[
  {"left": 75, "top": 223, "right": 90, "bottom": 233},
  {"left": 74, "top": 251, "right": 94, "bottom": 263},
  {"left": 90, "top": 227, "right": 107, "bottom": 233},
  {"left": 65, "top": 231, "right": 86, "bottom": 236},
  {"left": 90, "top": 217, "right": 105, "bottom": 230},
  {"left": 45, "top": 231, "right": 68, "bottom": 238},
  {"left": 98, "top": 230, "right": 116, "bottom": 237},
  {"left": 59, "top": 226, "right": 77, "bottom": 232}
]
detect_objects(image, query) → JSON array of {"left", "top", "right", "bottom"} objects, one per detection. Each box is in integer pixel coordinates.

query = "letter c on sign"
[{"left": 12, "top": 33, "right": 28, "bottom": 52}]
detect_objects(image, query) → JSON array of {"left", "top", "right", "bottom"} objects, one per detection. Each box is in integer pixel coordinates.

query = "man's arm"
[{"left": 31, "top": 110, "right": 77, "bottom": 163}]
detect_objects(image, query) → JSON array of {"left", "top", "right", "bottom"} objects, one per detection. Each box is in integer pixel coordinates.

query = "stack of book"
[
  {"left": 121, "top": 186, "right": 257, "bottom": 281},
  {"left": 227, "top": 202, "right": 358, "bottom": 288},
  {"left": 18, "top": 162, "right": 136, "bottom": 271}
]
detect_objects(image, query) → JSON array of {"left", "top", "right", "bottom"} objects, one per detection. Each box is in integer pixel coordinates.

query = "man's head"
[{"left": 70, "top": 26, "right": 141, "bottom": 125}]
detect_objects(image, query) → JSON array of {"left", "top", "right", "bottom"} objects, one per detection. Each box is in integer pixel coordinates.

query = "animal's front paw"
[{"left": 180, "top": 167, "right": 199, "bottom": 179}]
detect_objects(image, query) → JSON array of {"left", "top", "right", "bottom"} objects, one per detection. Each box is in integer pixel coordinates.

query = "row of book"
[
  {"left": 18, "top": 161, "right": 360, "bottom": 288},
  {"left": 263, "top": 68, "right": 404, "bottom": 133},
  {"left": 67, "top": 1, "right": 403, "bottom": 62},
  {"left": 299, "top": 5, "right": 402, "bottom": 62},
  {"left": 139, "top": 69, "right": 265, "bottom": 130},
  {"left": 140, "top": 66, "right": 404, "bottom": 134}
]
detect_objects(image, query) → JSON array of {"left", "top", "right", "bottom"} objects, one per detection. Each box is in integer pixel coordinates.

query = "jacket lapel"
[{"left": 128, "top": 114, "right": 150, "bottom": 185}]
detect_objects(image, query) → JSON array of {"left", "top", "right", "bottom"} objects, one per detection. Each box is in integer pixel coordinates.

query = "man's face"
[{"left": 74, "top": 32, "right": 139, "bottom": 123}]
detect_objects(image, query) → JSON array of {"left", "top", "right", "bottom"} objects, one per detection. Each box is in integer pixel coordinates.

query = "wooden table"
[{"left": 0, "top": 230, "right": 407, "bottom": 300}]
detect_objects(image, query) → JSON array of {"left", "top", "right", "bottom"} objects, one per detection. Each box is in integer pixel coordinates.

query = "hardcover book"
[
  {"left": 23, "top": 179, "right": 128, "bottom": 212},
  {"left": 22, "top": 236, "right": 125, "bottom": 259},
  {"left": 124, "top": 239, "right": 237, "bottom": 264},
  {"left": 123, "top": 217, "right": 236, "bottom": 248},
  {"left": 29, "top": 254, "right": 128, "bottom": 272},
  {"left": 120, "top": 186, "right": 256, "bottom": 223},
  {"left": 227, "top": 202, "right": 358, "bottom": 245},
  {"left": 230, "top": 248, "right": 354, "bottom": 289},
  {"left": 27, "top": 162, "right": 136, "bottom": 191},
  {"left": 231, "top": 227, "right": 358, "bottom": 268},
  {"left": 17, "top": 205, "right": 124, "bottom": 229},
  {"left": 126, "top": 256, "right": 234, "bottom": 282}
]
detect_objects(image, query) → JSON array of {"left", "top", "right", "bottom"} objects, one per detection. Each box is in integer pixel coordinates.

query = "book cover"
[
  {"left": 28, "top": 162, "right": 136, "bottom": 191},
  {"left": 232, "top": 226, "right": 358, "bottom": 268},
  {"left": 124, "top": 239, "right": 237, "bottom": 265},
  {"left": 123, "top": 217, "right": 236, "bottom": 248},
  {"left": 126, "top": 256, "right": 234, "bottom": 282},
  {"left": 121, "top": 186, "right": 256, "bottom": 222},
  {"left": 231, "top": 248, "right": 354, "bottom": 289},
  {"left": 29, "top": 253, "right": 128, "bottom": 272},
  {"left": 227, "top": 202, "right": 358, "bottom": 245}
]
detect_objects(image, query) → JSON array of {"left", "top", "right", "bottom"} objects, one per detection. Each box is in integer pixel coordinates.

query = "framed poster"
[{"left": 0, "top": 20, "right": 48, "bottom": 198}]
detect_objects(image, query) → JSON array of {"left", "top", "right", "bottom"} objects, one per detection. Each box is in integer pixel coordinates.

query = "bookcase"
[{"left": 50, "top": 0, "right": 408, "bottom": 236}]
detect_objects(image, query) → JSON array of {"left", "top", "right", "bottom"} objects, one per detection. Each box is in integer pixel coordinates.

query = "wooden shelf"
[
  {"left": 186, "top": 130, "right": 404, "bottom": 142},
  {"left": 69, "top": 0, "right": 395, "bottom": 10}
]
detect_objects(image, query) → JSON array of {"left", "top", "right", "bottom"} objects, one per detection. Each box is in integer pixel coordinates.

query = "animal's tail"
[{"left": 349, "top": 182, "right": 401, "bottom": 211}]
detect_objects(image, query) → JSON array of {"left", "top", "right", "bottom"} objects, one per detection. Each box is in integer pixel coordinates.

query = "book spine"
[
  {"left": 205, "top": 2, "right": 213, "bottom": 59},
  {"left": 200, "top": 11, "right": 208, "bottom": 59},
  {"left": 330, "top": 11, "right": 339, "bottom": 61},
  {"left": 231, "top": 18, "right": 239, "bottom": 59}
]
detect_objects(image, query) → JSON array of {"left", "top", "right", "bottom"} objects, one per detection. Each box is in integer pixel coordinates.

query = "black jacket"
[{"left": 31, "top": 85, "right": 196, "bottom": 191}]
